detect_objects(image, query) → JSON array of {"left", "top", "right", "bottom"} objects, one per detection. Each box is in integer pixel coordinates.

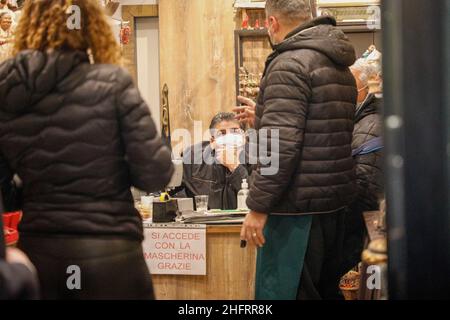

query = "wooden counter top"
[{"left": 143, "top": 222, "right": 243, "bottom": 234}]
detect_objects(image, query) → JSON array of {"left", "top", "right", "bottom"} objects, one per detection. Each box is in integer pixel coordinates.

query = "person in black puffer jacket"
[
  {"left": 341, "top": 63, "right": 384, "bottom": 275},
  {"left": 239, "top": 0, "right": 357, "bottom": 300},
  {"left": 352, "top": 95, "right": 383, "bottom": 212},
  {"left": 0, "top": 0, "right": 173, "bottom": 300}
]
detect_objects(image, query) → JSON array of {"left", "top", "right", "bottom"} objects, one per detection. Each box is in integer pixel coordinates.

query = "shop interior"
[{"left": 1, "top": 0, "right": 450, "bottom": 301}]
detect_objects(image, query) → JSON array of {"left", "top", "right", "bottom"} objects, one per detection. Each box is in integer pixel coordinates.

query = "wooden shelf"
[
  {"left": 234, "top": 1, "right": 266, "bottom": 9},
  {"left": 235, "top": 29, "right": 268, "bottom": 37}
]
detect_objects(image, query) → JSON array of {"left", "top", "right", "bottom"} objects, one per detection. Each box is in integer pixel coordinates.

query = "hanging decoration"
[{"left": 120, "top": 21, "right": 131, "bottom": 46}]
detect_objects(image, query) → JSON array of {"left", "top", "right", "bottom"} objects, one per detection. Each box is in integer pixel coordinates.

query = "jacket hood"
[
  {"left": 0, "top": 50, "right": 89, "bottom": 114},
  {"left": 274, "top": 16, "right": 356, "bottom": 67}
]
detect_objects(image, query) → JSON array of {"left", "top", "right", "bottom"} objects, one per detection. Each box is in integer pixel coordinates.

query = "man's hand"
[
  {"left": 233, "top": 96, "right": 256, "bottom": 128},
  {"left": 240, "top": 211, "right": 268, "bottom": 248},
  {"left": 6, "top": 248, "right": 36, "bottom": 275}
]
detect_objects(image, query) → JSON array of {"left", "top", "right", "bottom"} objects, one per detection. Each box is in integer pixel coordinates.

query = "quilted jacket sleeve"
[
  {"left": 247, "top": 58, "right": 312, "bottom": 214},
  {"left": 115, "top": 68, "right": 174, "bottom": 193},
  {"left": 352, "top": 113, "right": 384, "bottom": 212}
]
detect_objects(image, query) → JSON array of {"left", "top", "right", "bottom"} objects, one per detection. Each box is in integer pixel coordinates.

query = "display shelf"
[
  {"left": 233, "top": 0, "right": 266, "bottom": 9},
  {"left": 234, "top": 29, "right": 270, "bottom": 104}
]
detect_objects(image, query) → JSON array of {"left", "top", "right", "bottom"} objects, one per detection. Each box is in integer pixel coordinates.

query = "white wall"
[
  {"left": 136, "top": 17, "right": 161, "bottom": 132},
  {"left": 109, "top": 1, "right": 161, "bottom": 130}
]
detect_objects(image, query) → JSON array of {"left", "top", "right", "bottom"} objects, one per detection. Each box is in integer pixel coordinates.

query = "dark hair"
[
  {"left": 209, "top": 112, "right": 244, "bottom": 131},
  {"left": 266, "top": 0, "right": 312, "bottom": 25},
  {"left": 0, "top": 11, "right": 12, "bottom": 20}
]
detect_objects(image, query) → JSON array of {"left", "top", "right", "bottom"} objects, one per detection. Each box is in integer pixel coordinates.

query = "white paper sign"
[{"left": 142, "top": 224, "right": 207, "bottom": 276}]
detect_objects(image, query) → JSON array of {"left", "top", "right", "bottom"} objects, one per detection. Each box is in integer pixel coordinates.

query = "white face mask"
[
  {"left": 215, "top": 133, "right": 245, "bottom": 149},
  {"left": 215, "top": 134, "right": 245, "bottom": 167}
]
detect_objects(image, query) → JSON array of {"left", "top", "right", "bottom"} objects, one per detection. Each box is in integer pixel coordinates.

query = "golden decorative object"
[
  {"left": 239, "top": 67, "right": 261, "bottom": 99},
  {"left": 340, "top": 270, "right": 360, "bottom": 300},
  {"left": 362, "top": 238, "right": 387, "bottom": 265}
]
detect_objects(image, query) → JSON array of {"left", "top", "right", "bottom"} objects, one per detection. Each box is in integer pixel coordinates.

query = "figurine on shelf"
[
  {"left": 264, "top": 19, "right": 269, "bottom": 29},
  {"left": 241, "top": 11, "right": 249, "bottom": 30},
  {"left": 254, "top": 19, "right": 260, "bottom": 29},
  {"left": 238, "top": 67, "right": 261, "bottom": 100}
]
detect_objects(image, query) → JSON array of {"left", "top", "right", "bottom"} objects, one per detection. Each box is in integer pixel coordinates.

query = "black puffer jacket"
[
  {"left": 352, "top": 94, "right": 384, "bottom": 212},
  {"left": 247, "top": 17, "right": 357, "bottom": 215},
  {"left": 0, "top": 50, "right": 174, "bottom": 241}
]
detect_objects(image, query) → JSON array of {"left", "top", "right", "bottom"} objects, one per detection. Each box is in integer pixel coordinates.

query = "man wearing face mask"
[
  {"left": 238, "top": 0, "right": 357, "bottom": 300},
  {"left": 180, "top": 112, "right": 251, "bottom": 210},
  {"left": 341, "top": 59, "right": 384, "bottom": 274}
]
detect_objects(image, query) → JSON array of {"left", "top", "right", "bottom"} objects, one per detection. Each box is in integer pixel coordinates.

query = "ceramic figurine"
[{"left": 242, "top": 12, "right": 249, "bottom": 29}]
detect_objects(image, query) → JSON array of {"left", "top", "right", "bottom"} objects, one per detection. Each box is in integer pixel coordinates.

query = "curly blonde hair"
[{"left": 14, "top": 0, "right": 121, "bottom": 65}]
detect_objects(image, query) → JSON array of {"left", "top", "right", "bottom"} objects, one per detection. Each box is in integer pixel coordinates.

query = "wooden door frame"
[{"left": 122, "top": 4, "right": 159, "bottom": 82}]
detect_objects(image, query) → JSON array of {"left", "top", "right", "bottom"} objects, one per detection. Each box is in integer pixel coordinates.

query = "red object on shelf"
[
  {"left": 10, "top": 213, "right": 20, "bottom": 229},
  {"left": 3, "top": 212, "right": 21, "bottom": 246},
  {"left": 242, "top": 12, "right": 249, "bottom": 29},
  {"left": 254, "top": 19, "right": 260, "bottom": 29},
  {"left": 265, "top": 19, "right": 269, "bottom": 29},
  {"left": 4, "top": 227, "right": 18, "bottom": 246},
  {"left": 2, "top": 211, "right": 21, "bottom": 229},
  {"left": 3, "top": 213, "right": 11, "bottom": 228}
]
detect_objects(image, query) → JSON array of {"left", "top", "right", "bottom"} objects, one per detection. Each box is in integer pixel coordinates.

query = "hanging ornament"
[{"left": 120, "top": 22, "right": 131, "bottom": 45}]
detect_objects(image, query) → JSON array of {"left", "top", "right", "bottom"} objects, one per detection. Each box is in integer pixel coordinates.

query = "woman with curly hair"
[{"left": 0, "top": 0, "right": 174, "bottom": 299}]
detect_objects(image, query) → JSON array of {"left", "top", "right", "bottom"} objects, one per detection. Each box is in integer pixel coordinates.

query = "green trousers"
[{"left": 255, "top": 215, "right": 312, "bottom": 300}]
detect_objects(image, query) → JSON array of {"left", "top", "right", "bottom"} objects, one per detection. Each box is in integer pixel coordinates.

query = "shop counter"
[{"left": 148, "top": 224, "right": 257, "bottom": 300}]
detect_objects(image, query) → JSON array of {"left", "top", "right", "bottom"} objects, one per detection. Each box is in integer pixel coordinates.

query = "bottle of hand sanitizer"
[{"left": 237, "top": 179, "right": 249, "bottom": 210}]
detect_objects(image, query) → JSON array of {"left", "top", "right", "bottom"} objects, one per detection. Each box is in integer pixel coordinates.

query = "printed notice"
[{"left": 142, "top": 225, "right": 207, "bottom": 275}]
